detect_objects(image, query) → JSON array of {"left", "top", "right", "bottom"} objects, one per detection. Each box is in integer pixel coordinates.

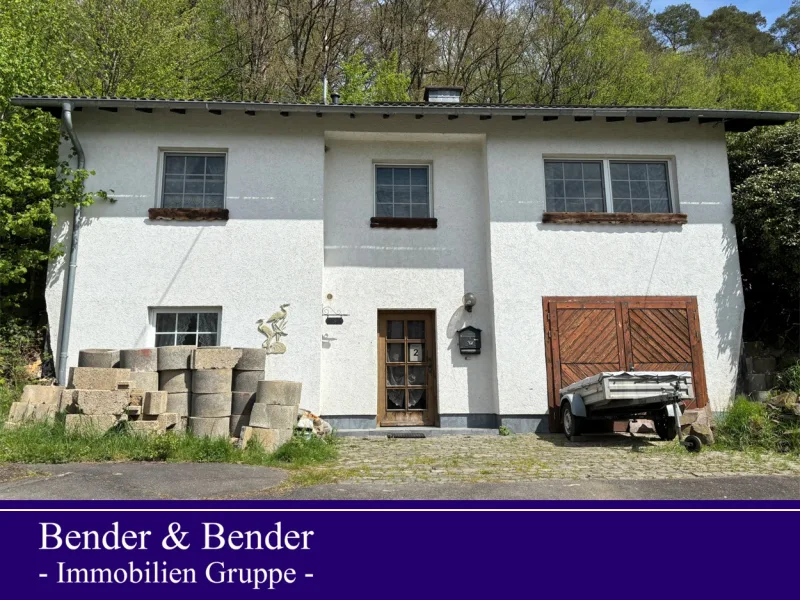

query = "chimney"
[
  {"left": 424, "top": 86, "right": 463, "bottom": 104},
  {"left": 331, "top": 92, "right": 341, "bottom": 105}
]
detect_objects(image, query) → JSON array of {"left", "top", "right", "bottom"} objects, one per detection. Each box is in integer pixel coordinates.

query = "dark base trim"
[{"left": 323, "top": 414, "right": 550, "bottom": 433}]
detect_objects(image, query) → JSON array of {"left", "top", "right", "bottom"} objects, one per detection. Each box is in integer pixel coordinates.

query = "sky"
[{"left": 648, "top": 0, "right": 794, "bottom": 26}]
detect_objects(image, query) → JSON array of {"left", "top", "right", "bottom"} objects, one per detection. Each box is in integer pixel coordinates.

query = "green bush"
[
  {"left": 716, "top": 395, "right": 800, "bottom": 453},
  {"left": 777, "top": 362, "right": 800, "bottom": 393}
]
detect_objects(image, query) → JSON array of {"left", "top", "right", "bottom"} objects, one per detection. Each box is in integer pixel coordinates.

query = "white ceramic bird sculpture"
[{"left": 258, "top": 304, "right": 290, "bottom": 354}]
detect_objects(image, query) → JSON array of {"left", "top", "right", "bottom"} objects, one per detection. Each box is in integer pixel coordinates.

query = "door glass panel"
[
  {"left": 387, "top": 366, "right": 405, "bottom": 386},
  {"left": 407, "top": 320, "right": 425, "bottom": 339},
  {"left": 408, "top": 343, "right": 424, "bottom": 362},
  {"left": 387, "top": 343, "right": 404, "bottom": 362},
  {"left": 387, "top": 389, "right": 405, "bottom": 410},
  {"left": 387, "top": 321, "right": 404, "bottom": 339},
  {"left": 407, "top": 366, "right": 426, "bottom": 385},
  {"left": 408, "top": 390, "right": 427, "bottom": 410}
]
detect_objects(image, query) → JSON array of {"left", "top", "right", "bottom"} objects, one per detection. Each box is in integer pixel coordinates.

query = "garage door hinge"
[{"left": 547, "top": 329, "right": 551, "bottom": 339}]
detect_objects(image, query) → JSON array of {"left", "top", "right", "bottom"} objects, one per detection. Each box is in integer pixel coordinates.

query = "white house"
[{"left": 13, "top": 92, "right": 797, "bottom": 433}]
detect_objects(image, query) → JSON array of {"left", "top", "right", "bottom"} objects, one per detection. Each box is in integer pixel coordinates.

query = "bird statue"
[
  {"left": 257, "top": 303, "right": 290, "bottom": 354},
  {"left": 267, "top": 303, "right": 290, "bottom": 325}
]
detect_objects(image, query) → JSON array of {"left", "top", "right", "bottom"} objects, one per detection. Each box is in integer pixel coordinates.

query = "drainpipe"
[{"left": 57, "top": 102, "right": 83, "bottom": 385}]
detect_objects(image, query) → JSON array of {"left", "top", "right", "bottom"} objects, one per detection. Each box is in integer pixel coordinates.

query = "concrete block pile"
[
  {"left": 5, "top": 385, "right": 65, "bottom": 428},
  {"left": 157, "top": 345, "right": 195, "bottom": 430},
  {"left": 239, "top": 380, "right": 302, "bottom": 452},
  {"left": 188, "top": 347, "right": 242, "bottom": 438},
  {"left": 6, "top": 345, "right": 316, "bottom": 452},
  {"left": 230, "top": 347, "right": 267, "bottom": 437}
]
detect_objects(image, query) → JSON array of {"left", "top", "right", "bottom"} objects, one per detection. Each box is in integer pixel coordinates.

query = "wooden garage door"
[{"left": 543, "top": 297, "right": 707, "bottom": 431}]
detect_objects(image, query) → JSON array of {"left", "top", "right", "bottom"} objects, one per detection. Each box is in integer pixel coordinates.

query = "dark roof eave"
[{"left": 10, "top": 96, "right": 798, "bottom": 131}]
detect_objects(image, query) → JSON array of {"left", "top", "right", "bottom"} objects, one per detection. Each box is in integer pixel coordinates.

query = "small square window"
[
  {"left": 154, "top": 310, "right": 220, "bottom": 347},
  {"left": 375, "top": 165, "right": 430, "bottom": 218},
  {"left": 161, "top": 153, "right": 226, "bottom": 209}
]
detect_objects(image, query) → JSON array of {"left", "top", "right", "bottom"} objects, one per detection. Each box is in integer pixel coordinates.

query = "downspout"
[{"left": 57, "top": 102, "right": 83, "bottom": 385}]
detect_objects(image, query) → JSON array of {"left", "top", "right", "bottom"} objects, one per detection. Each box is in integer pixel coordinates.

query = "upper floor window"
[
  {"left": 375, "top": 165, "right": 431, "bottom": 218},
  {"left": 162, "top": 153, "right": 226, "bottom": 209},
  {"left": 610, "top": 161, "right": 671, "bottom": 214},
  {"left": 153, "top": 309, "right": 220, "bottom": 347},
  {"left": 545, "top": 159, "right": 673, "bottom": 214},
  {"left": 545, "top": 161, "right": 605, "bottom": 213}
]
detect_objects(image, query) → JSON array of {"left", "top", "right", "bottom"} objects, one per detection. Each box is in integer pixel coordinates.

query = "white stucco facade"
[{"left": 46, "top": 108, "right": 744, "bottom": 429}]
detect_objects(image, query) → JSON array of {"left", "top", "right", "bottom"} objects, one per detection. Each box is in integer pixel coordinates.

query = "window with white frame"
[
  {"left": 375, "top": 165, "right": 431, "bottom": 218},
  {"left": 162, "top": 153, "right": 226, "bottom": 209},
  {"left": 153, "top": 310, "right": 220, "bottom": 347},
  {"left": 544, "top": 159, "right": 673, "bottom": 214}
]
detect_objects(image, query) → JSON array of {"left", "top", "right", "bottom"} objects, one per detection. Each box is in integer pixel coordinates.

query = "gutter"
[{"left": 56, "top": 101, "right": 83, "bottom": 385}]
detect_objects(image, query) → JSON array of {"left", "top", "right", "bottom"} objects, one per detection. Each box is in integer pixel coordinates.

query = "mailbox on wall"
[{"left": 457, "top": 326, "right": 482, "bottom": 355}]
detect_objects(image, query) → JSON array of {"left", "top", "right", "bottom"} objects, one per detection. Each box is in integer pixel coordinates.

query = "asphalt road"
[{"left": 0, "top": 463, "right": 798, "bottom": 500}]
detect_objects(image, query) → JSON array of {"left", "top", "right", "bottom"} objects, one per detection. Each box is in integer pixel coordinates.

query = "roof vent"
[{"left": 424, "top": 86, "right": 463, "bottom": 104}]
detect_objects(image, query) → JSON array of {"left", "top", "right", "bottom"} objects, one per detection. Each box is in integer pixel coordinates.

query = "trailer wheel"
[
  {"left": 655, "top": 418, "right": 678, "bottom": 441},
  {"left": 561, "top": 401, "right": 581, "bottom": 440},
  {"left": 683, "top": 435, "right": 702, "bottom": 453}
]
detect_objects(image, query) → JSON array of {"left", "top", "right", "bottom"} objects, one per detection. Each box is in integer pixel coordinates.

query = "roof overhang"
[{"left": 10, "top": 96, "right": 799, "bottom": 132}]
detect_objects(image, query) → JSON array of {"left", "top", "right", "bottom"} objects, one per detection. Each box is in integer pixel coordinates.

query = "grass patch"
[
  {"left": 716, "top": 395, "right": 800, "bottom": 454},
  {"left": 0, "top": 415, "right": 337, "bottom": 467}
]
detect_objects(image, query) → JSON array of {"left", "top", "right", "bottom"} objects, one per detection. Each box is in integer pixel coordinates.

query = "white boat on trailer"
[{"left": 558, "top": 371, "right": 703, "bottom": 452}]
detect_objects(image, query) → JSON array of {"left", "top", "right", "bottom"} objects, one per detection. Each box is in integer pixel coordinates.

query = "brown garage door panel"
[{"left": 543, "top": 297, "right": 708, "bottom": 429}]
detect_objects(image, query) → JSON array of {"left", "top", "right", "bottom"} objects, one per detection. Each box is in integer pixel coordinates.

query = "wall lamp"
[{"left": 463, "top": 293, "right": 477, "bottom": 313}]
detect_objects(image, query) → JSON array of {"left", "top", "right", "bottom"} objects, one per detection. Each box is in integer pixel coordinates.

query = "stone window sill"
[
  {"left": 148, "top": 208, "right": 229, "bottom": 221},
  {"left": 370, "top": 217, "right": 438, "bottom": 229},
  {"left": 542, "top": 212, "right": 687, "bottom": 225}
]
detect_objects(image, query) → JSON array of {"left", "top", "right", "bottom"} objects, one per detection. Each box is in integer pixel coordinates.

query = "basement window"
[{"left": 153, "top": 310, "right": 220, "bottom": 347}]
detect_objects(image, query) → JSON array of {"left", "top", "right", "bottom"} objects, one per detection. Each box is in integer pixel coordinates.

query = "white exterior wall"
[
  {"left": 485, "top": 120, "right": 742, "bottom": 415},
  {"left": 48, "top": 110, "right": 743, "bottom": 425},
  {"left": 48, "top": 111, "right": 325, "bottom": 412},
  {"left": 321, "top": 133, "right": 495, "bottom": 419}
]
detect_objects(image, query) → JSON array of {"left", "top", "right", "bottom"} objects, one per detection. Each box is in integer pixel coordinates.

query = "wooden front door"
[
  {"left": 543, "top": 297, "right": 708, "bottom": 431},
  {"left": 378, "top": 311, "right": 437, "bottom": 426}
]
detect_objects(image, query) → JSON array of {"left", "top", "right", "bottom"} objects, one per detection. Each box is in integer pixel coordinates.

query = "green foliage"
[
  {"left": 268, "top": 433, "right": 338, "bottom": 466},
  {"left": 771, "top": 0, "right": 800, "bottom": 54},
  {"left": 716, "top": 396, "right": 800, "bottom": 453},
  {"left": 338, "top": 52, "right": 411, "bottom": 104},
  {"left": 498, "top": 425, "right": 513, "bottom": 436},
  {"left": 0, "top": 416, "right": 338, "bottom": 466},
  {"left": 0, "top": 320, "right": 43, "bottom": 389},
  {"left": 778, "top": 363, "right": 800, "bottom": 394},
  {"left": 652, "top": 3, "right": 701, "bottom": 50},
  {"left": 728, "top": 123, "right": 800, "bottom": 347}
]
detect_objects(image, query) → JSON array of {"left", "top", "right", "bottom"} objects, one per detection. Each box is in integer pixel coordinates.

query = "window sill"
[
  {"left": 542, "top": 212, "right": 687, "bottom": 225},
  {"left": 370, "top": 217, "right": 438, "bottom": 229},
  {"left": 148, "top": 208, "right": 229, "bottom": 221}
]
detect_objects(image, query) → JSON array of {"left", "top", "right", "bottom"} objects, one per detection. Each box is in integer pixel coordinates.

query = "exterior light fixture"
[{"left": 463, "top": 293, "right": 477, "bottom": 312}]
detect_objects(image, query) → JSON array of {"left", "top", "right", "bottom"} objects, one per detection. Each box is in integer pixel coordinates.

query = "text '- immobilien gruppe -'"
[{"left": 38, "top": 521, "right": 315, "bottom": 590}]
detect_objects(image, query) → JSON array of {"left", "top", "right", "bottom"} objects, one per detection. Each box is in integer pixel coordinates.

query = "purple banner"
[{"left": 0, "top": 501, "right": 796, "bottom": 598}]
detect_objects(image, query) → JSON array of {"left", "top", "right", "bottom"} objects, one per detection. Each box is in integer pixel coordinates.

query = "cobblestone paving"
[{"left": 317, "top": 434, "right": 800, "bottom": 483}]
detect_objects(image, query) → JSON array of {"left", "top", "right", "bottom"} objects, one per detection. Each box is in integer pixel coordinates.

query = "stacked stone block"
[
  {"left": 157, "top": 346, "right": 195, "bottom": 430},
  {"left": 240, "top": 380, "right": 302, "bottom": 452},
  {"left": 230, "top": 348, "right": 267, "bottom": 437},
  {"left": 58, "top": 360, "right": 179, "bottom": 434},
  {"left": 5, "top": 385, "right": 65, "bottom": 428},
  {"left": 78, "top": 349, "right": 120, "bottom": 368},
  {"left": 188, "top": 348, "right": 241, "bottom": 438},
  {"left": 120, "top": 348, "right": 159, "bottom": 391}
]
